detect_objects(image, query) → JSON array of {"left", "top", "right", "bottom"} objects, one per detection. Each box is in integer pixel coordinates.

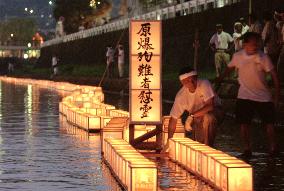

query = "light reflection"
[
  {"left": 156, "top": 157, "right": 214, "bottom": 191},
  {"left": 0, "top": 81, "right": 2, "bottom": 120},
  {"left": 59, "top": 114, "right": 123, "bottom": 190},
  {"left": 25, "top": 84, "right": 33, "bottom": 133}
]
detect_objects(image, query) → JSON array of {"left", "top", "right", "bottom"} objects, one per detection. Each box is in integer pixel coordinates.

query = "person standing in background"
[
  {"left": 217, "top": 32, "right": 280, "bottom": 157},
  {"left": 209, "top": 24, "right": 233, "bottom": 77},
  {"left": 52, "top": 54, "right": 59, "bottom": 77},
  {"left": 117, "top": 44, "right": 125, "bottom": 78},
  {"left": 106, "top": 46, "right": 114, "bottom": 78}
]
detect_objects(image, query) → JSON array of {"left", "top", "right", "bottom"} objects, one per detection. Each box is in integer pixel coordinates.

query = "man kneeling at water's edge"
[{"left": 163, "top": 67, "right": 223, "bottom": 152}]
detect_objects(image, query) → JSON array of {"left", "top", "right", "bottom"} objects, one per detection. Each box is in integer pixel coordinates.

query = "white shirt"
[
  {"left": 242, "top": 25, "right": 250, "bottom": 34},
  {"left": 170, "top": 80, "right": 219, "bottom": 119},
  {"left": 228, "top": 50, "right": 274, "bottom": 102},
  {"left": 210, "top": 31, "right": 233, "bottom": 49},
  {"left": 118, "top": 48, "right": 124, "bottom": 64},
  {"left": 233, "top": 32, "right": 242, "bottom": 51},
  {"left": 106, "top": 48, "right": 114, "bottom": 65},
  {"left": 52, "top": 56, "right": 57, "bottom": 67}
]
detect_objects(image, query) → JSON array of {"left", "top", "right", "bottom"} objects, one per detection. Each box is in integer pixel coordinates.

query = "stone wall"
[{"left": 39, "top": 0, "right": 283, "bottom": 73}]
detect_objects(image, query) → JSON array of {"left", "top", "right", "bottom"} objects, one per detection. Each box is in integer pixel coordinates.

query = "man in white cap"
[
  {"left": 163, "top": 67, "right": 223, "bottom": 151},
  {"left": 209, "top": 24, "right": 233, "bottom": 77}
]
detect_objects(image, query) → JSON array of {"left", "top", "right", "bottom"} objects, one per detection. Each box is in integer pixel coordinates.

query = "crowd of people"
[
  {"left": 209, "top": 10, "right": 284, "bottom": 81},
  {"left": 164, "top": 9, "right": 284, "bottom": 158}
]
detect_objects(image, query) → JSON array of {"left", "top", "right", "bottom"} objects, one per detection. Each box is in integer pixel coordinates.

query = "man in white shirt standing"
[
  {"left": 117, "top": 44, "right": 125, "bottom": 78},
  {"left": 209, "top": 24, "right": 233, "bottom": 77},
  {"left": 217, "top": 32, "right": 280, "bottom": 157},
  {"left": 52, "top": 54, "right": 59, "bottom": 76},
  {"left": 106, "top": 46, "right": 114, "bottom": 78},
  {"left": 163, "top": 67, "right": 223, "bottom": 152},
  {"left": 233, "top": 22, "right": 243, "bottom": 52}
]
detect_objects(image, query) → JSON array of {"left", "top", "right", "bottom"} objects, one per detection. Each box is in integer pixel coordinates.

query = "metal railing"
[{"left": 41, "top": 0, "right": 240, "bottom": 48}]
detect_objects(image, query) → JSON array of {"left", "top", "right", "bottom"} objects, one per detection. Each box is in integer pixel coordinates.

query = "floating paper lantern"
[
  {"left": 214, "top": 158, "right": 244, "bottom": 189},
  {"left": 220, "top": 163, "right": 253, "bottom": 191}
]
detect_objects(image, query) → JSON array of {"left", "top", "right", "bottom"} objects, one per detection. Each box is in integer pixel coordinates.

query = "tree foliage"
[
  {"left": 0, "top": 18, "right": 37, "bottom": 45},
  {"left": 53, "top": 0, "right": 112, "bottom": 34},
  {"left": 53, "top": 0, "right": 94, "bottom": 34}
]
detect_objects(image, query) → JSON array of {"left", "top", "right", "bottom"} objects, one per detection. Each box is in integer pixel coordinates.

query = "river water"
[{"left": 0, "top": 81, "right": 283, "bottom": 190}]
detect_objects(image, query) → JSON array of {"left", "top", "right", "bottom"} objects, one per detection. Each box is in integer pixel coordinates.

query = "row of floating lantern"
[
  {"left": 103, "top": 138, "right": 157, "bottom": 191},
  {"left": 169, "top": 137, "right": 253, "bottom": 191},
  {"left": 58, "top": 86, "right": 119, "bottom": 131}
]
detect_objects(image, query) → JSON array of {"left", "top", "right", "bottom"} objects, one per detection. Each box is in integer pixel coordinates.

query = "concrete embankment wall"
[{"left": 40, "top": 0, "right": 283, "bottom": 72}]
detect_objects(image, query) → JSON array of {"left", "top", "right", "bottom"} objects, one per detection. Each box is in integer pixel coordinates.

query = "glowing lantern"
[
  {"left": 130, "top": 20, "right": 161, "bottom": 124},
  {"left": 109, "top": 109, "right": 130, "bottom": 117},
  {"left": 127, "top": 161, "right": 157, "bottom": 191},
  {"left": 168, "top": 138, "right": 190, "bottom": 161},
  {"left": 186, "top": 145, "right": 211, "bottom": 172},
  {"left": 205, "top": 153, "right": 231, "bottom": 183},
  {"left": 101, "top": 125, "right": 125, "bottom": 154},
  {"left": 196, "top": 149, "right": 224, "bottom": 179},
  {"left": 220, "top": 163, "right": 253, "bottom": 191},
  {"left": 162, "top": 116, "right": 185, "bottom": 146},
  {"left": 214, "top": 158, "right": 244, "bottom": 189}
]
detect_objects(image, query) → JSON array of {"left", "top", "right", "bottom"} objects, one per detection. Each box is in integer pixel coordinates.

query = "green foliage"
[
  {"left": 59, "top": 63, "right": 106, "bottom": 77},
  {"left": 14, "top": 62, "right": 50, "bottom": 77},
  {"left": 0, "top": 18, "right": 37, "bottom": 45}
]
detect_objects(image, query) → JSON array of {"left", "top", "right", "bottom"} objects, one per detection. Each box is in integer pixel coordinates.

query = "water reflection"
[
  {"left": 1, "top": 80, "right": 284, "bottom": 191},
  {"left": 60, "top": 114, "right": 123, "bottom": 191},
  {"left": 0, "top": 82, "right": 122, "bottom": 191},
  {"left": 154, "top": 157, "right": 213, "bottom": 191}
]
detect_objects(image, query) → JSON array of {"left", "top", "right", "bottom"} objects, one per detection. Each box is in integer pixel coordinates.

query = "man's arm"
[
  {"left": 191, "top": 98, "right": 214, "bottom": 118},
  {"left": 168, "top": 117, "right": 178, "bottom": 140},
  {"left": 209, "top": 42, "right": 216, "bottom": 52},
  {"left": 161, "top": 117, "right": 177, "bottom": 153}
]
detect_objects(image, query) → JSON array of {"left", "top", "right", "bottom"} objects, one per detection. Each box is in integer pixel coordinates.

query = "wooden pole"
[
  {"left": 193, "top": 28, "right": 200, "bottom": 71},
  {"left": 249, "top": 0, "right": 252, "bottom": 15}
]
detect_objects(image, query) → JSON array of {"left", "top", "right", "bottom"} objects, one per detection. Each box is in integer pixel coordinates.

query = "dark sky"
[
  {"left": 0, "top": 0, "right": 54, "bottom": 29},
  {"left": 0, "top": 0, "right": 52, "bottom": 18},
  {"left": 0, "top": 0, "right": 121, "bottom": 30}
]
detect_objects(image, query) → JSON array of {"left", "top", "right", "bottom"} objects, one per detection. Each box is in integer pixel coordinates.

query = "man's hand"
[{"left": 185, "top": 115, "right": 193, "bottom": 131}]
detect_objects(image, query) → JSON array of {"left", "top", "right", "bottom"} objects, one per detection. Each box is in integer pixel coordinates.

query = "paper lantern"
[
  {"left": 220, "top": 163, "right": 253, "bottom": 191},
  {"left": 168, "top": 138, "right": 191, "bottom": 161},
  {"left": 186, "top": 145, "right": 210, "bottom": 172},
  {"left": 162, "top": 116, "right": 185, "bottom": 146},
  {"left": 127, "top": 161, "right": 157, "bottom": 191},
  {"left": 214, "top": 158, "right": 244, "bottom": 189},
  {"left": 179, "top": 141, "right": 204, "bottom": 167},
  {"left": 205, "top": 153, "right": 231, "bottom": 184},
  {"left": 196, "top": 149, "right": 223, "bottom": 179}
]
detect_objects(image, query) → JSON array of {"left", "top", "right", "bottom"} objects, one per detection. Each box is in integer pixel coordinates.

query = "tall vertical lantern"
[{"left": 130, "top": 20, "right": 161, "bottom": 124}]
